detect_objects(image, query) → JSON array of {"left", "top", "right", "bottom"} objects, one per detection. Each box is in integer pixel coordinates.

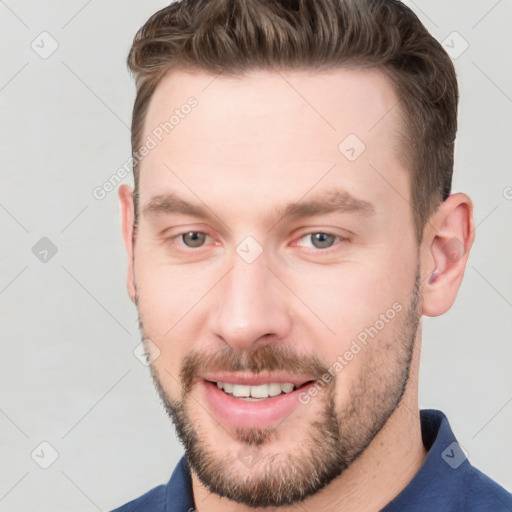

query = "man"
[{"left": 113, "top": 0, "right": 512, "bottom": 510}]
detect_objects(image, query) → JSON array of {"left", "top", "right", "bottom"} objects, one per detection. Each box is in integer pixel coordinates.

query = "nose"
[{"left": 208, "top": 252, "right": 293, "bottom": 351}]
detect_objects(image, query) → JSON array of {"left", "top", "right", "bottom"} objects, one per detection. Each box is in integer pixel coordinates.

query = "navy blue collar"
[{"left": 157, "top": 409, "right": 511, "bottom": 512}]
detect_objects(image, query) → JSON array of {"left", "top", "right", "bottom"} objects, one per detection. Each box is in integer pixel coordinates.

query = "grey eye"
[
  {"left": 310, "top": 233, "right": 336, "bottom": 249},
  {"left": 181, "top": 231, "right": 207, "bottom": 247}
]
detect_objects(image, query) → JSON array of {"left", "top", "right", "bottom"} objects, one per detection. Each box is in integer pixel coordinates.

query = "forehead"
[
  {"left": 143, "top": 66, "right": 403, "bottom": 152},
  {"left": 138, "top": 67, "right": 409, "bottom": 223}
]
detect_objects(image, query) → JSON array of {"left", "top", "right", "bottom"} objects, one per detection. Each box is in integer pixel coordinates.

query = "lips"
[{"left": 199, "top": 375, "right": 317, "bottom": 429}]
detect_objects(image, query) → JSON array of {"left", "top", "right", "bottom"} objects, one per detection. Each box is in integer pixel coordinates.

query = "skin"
[{"left": 119, "top": 67, "right": 474, "bottom": 511}]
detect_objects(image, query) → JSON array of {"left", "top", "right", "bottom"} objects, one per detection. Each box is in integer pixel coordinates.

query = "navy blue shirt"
[{"left": 111, "top": 410, "right": 512, "bottom": 511}]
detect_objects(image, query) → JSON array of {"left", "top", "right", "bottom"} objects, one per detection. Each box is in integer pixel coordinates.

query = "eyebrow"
[
  {"left": 274, "top": 189, "right": 375, "bottom": 224},
  {"left": 142, "top": 194, "right": 218, "bottom": 223},
  {"left": 141, "top": 189, "right": 375, "bottom": 227}
]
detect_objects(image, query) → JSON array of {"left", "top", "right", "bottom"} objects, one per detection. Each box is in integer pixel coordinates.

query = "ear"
[
  {"left": 421, "top": 193, "right": 475, "bottom": 317},
  {"left": 119, "top": 184, "right": 136, "bottom": 303}
]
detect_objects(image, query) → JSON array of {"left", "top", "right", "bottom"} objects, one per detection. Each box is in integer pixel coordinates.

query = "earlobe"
[
  {"left": 119, "top": 184, "right": 137, "bottom": 303},
  {"left": 422, "top": 193, "right": 475, "bottom": 317}
]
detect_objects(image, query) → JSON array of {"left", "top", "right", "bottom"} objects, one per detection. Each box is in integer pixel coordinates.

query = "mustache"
[{"left": 179, "top": 344, "right": 330, "bottom": 394}]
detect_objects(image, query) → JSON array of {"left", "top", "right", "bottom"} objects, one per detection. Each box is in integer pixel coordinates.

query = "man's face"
[{"left": 130, "top": 68, "right": 423, "bottom": 507}]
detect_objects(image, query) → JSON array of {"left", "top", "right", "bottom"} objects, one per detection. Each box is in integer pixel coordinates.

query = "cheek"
[
  {"left": 298, "top": 259, "right": 410, "bottom": 326},
  {"left": 297, "top": 253, "right": 416, "bottom": 368},
  {"left": 133, "top": 249, "right": 206, "bottom": 336},
  {"left": 133, "top": 262, "right": 187, "bottom": 380},
  {"left": 328, "top": 301, "right": 411, "bottom": 410}
]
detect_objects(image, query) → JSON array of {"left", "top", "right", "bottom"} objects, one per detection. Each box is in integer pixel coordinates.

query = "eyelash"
[
  {"left": 294, "top": 232, "right": 347, "bottom": 252},
  {"left": 169, "top": 230, "right": 348, "bottom": 253}
]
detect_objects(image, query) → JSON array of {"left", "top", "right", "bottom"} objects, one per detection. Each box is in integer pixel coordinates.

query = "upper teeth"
[{"left": 216, "top": 382, "right": 295, "bottom": 398}]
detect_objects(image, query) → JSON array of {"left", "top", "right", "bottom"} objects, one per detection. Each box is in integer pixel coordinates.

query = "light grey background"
[{"left": 1, "top": 1, "right": 511, "bottom": 511}]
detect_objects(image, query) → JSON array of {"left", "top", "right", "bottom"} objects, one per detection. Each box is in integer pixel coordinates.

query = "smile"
[
  {"left": 215, "top": 381, "right": 296, "bottom": 400},
  {"left": 200, "top": 378, "right": 316, "bottom": 429}
]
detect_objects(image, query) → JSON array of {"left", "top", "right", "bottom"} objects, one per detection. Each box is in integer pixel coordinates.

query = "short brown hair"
[{"left": 127, "top": 0, "right": 458, "bottom": 243}]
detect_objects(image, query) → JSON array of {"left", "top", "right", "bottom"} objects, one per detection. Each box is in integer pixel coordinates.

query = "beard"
[{"left": 137, "top": 266, "right": 422, "bottom": 508}]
